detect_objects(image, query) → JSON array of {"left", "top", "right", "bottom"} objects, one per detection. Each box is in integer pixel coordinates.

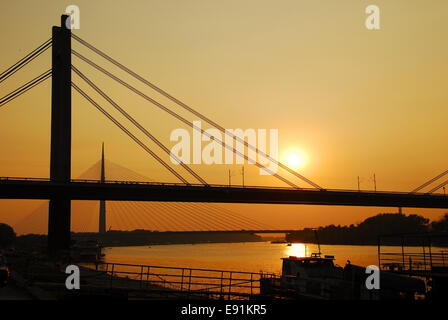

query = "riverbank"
[{"left": 74, "top": 230, "right": 264, "bottom": 247}]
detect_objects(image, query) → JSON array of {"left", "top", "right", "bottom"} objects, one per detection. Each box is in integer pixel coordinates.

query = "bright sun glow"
[
  {"left": 286, "top": 243, "right": 307, "bottom": 257},
  {"left": 283, "top": 149, "right": 308, "bottom": 170}
]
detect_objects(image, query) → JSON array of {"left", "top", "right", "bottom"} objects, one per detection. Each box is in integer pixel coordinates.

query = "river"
[{"left": 101, "top": 242, "right": 394, "bottom": 274}]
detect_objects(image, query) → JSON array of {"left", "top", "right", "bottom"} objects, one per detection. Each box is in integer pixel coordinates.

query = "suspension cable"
[
  {"left": 0, "top": 69, "right": 51, "bottom": 108},
  {"left": 159, "top": 202, "right": 222, "bottom": 231},
  {"left": 426, "top": 179, "right": 448, "bottom": 194},
  {"left": 123, "top": 201, "right": 165, "bottom": 230},
  {"left": 72, "top": 65, "right": 208, "bottom": 185},
  {"left": 0, "top": 38, "right": 52, "bottom": 84},
  {"left": 72, "top": 50, "right": 299, "bottom": 189},
  {"left": 71, "top": 82, "right": 190, "bottom": 184},
  {"left": 179, "top": 202, "right": 268, "bottom": 230},
  {"left": 411, "top": 169, "right": 448, "bottom": 193},
  {"left": 196, "top": 202, "right": 272, "bottom": 229},
  {"left": 71, "top": 34, "right": 321, "bottom": 189}
]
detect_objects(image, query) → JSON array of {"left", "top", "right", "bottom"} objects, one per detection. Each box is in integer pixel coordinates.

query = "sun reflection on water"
[{"left": 285, "top": 243, "right": 307, "bottom": 258}]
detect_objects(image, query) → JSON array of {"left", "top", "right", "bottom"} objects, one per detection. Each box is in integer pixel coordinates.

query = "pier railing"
[
  {"left": 378, "top": 233, "right": 448, "bottom": 276},
  {"left": 84, "top": 262, "right": 272, "bottom": 299},
  {"left": 379, "top": 251, "right": 448, "bottom": 273}
]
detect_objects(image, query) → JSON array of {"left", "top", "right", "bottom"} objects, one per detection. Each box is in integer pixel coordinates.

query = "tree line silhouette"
[
  {"left": 286, "top": 213, "right": 448, "bottom": 245},
  {"left": 1, "top": 213, "right": 448, "bottom": 248}
]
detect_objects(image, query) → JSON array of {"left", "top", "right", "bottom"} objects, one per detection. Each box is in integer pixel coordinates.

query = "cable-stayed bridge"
[
  {"left": 1, "top": 16, "right": 447, "bottom": 253},
  {"left": 13, "top": 152, "right": 278, "bottom": 235}
]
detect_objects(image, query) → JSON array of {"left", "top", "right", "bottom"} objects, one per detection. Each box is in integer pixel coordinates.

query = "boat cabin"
[{"left": 282, "top": 254, "right": 343, "bottom": 280}]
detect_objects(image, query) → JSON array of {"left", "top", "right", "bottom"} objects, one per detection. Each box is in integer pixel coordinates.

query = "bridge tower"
[
  {"left": 99, "top": 143, "right": 106, "bottom": 234},
  {"left": 48, "top": 15, "right": 72, "bottom": 254}
]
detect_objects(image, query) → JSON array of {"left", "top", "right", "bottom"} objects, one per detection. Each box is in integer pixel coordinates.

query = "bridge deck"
[{"left": 1, "top": 178, "right": 447, "bottom": 208}]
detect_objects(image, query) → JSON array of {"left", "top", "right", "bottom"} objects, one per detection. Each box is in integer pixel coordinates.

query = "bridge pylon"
[
  {"left": 99, "top": 143, "right": 106, "bottom": 234},
  {"left": 48, "top": 15, "right": 72, "bottom": 255}
]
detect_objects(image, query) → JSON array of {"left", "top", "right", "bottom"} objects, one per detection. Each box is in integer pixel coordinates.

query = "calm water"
[{"left": 102, "top": 242, "right": 387, "bottom": 274}]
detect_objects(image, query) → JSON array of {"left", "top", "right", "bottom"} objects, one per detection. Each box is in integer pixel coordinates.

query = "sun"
[
  {"left": 283, "top": 149, "right": 308, "bottom": 170},
  {"left": 288, "top": 154, "right": 301, "bottom": 167}
]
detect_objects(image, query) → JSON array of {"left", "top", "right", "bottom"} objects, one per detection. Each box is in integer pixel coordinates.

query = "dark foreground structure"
[{"left": 379, "top": 233, "right": 448, "bottom": 299}]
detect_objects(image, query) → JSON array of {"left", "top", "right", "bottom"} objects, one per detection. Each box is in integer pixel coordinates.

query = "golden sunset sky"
[{"left": 0, "top": 0, "right": 447, "bottom": 234}]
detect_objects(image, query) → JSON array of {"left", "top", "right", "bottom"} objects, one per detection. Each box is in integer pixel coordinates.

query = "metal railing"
[
  {"left": 380, "top": 251, "right": 448, "bottom": 273},
  {"left": 83, "top": 262, "right": 269, "bottom": 299},
  {"left": 379, "top": 233, "right": 448, "bottom": 275},
  {"left": 1, "top": 176, "right": 447, "bottom": 195}
]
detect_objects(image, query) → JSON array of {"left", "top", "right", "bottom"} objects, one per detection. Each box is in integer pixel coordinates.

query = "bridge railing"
[
  {"left": 2, "top": 176, "right": 447, "bottom": 196},
  {"left": 83, "top": 261, "right": 271, "bottom": 299},
  {"left": 0, "top": 177, "right": 53, "bottom": 182}
]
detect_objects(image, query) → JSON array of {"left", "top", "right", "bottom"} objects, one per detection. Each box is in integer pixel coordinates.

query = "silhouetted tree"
[
  {"left": 0, "top": 223, "right": 16, "bottom": 248},
  {"left": 286, "top": 213, "right": 431, "bottom": 245},
  {"left": 356, "top": 213, "right": 429, "bottom": 242},
  {"left": 431, "top": 213, "right": 448, "bottom": 232}
]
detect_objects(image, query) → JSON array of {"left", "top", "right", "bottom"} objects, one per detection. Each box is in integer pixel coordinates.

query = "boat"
[
  {"left": 260, "top": 229, "right": 425, "bottom": 299},
  {"left": 71, "top": 239, "right": 103, "bottom": 262},
  {"left": 260, "top": 250, "right": 426, "bottom": 300}
]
